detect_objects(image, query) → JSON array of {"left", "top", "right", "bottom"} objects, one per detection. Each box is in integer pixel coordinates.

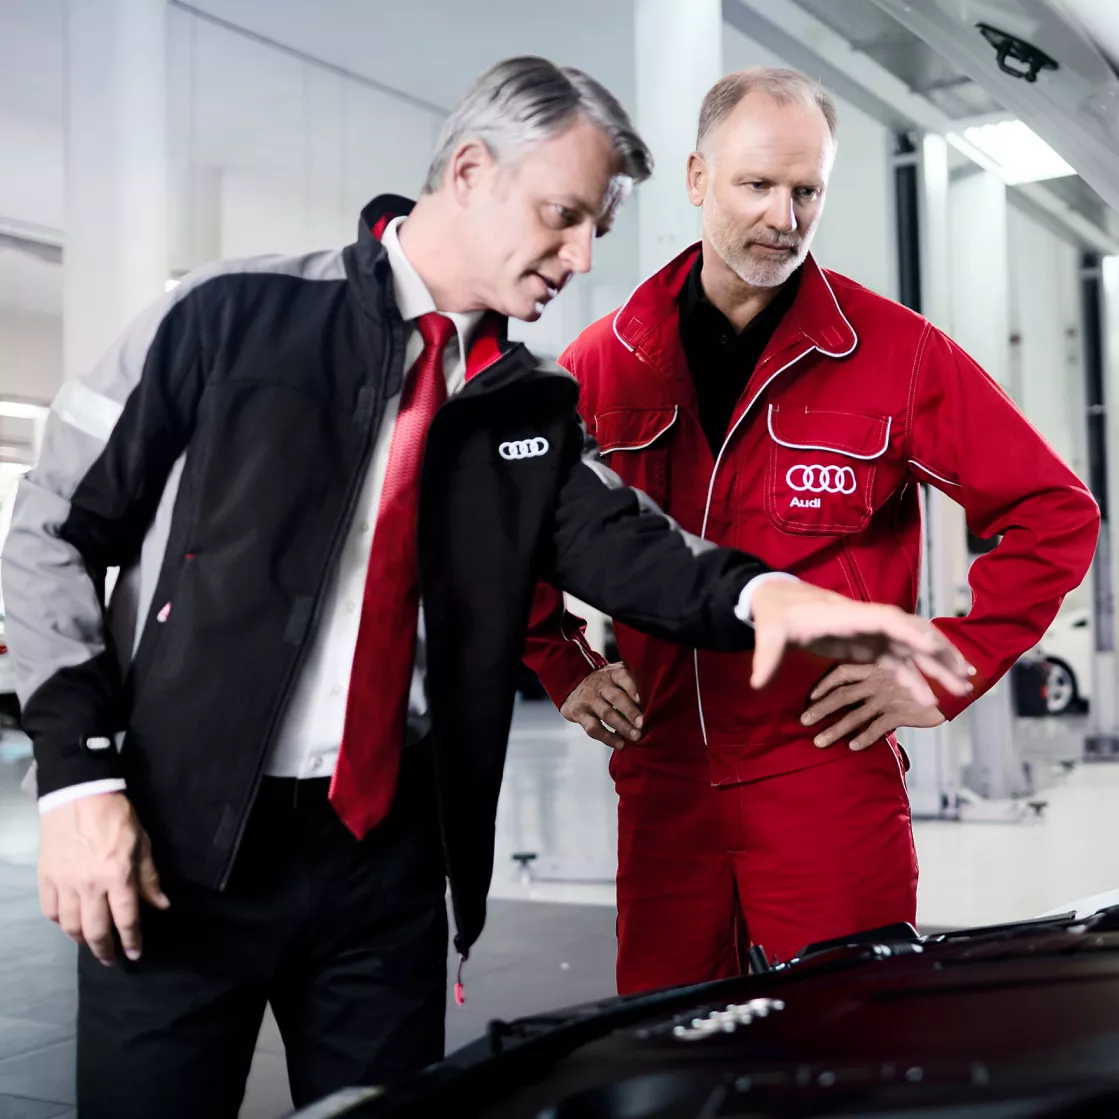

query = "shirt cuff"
[
  {"left": 734, "top": 572, "right": 800, "bottom": 626},
  {"left": 38, "top": 778, "right": 128, "bottom": 815}
]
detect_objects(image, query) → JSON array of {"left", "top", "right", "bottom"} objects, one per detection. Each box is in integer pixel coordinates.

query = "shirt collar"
[
  {"left": 679, "top": 249, "right": 801, "bottom": 341},
  {"left": 381, "top": 215, "right": 484, "bottom": 366}
]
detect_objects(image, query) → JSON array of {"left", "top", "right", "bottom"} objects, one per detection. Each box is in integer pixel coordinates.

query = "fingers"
[
  {"left": 82, "top": 891, "right": 116, "bottom": 966},
  {"left": 588, "top": 695, "right": 637, "bottom": 739},
  {"left": 878, "top": 615, "right": 971, "bottom": 695},
  {"left": 751, "top": 617, "right": 788, "bottom": 690},
  {"left": 806, "top": 605, "right": 971, "bottom": 693},
  {"left": 911, "top": 646, "right": 973, "bottom": 698},
  {"left": 38, "top": 875, "right": 59, "bottom": 923},
  {"left": 882, "top": 654, "right": 938, "bottom": 708},
  {"left": 575, "top": 711, "right": 629, "bottom": 751},
  {"left": 57, "top": 889, "right": 85, "bottom": 946},
  {"left": 109, "top": 879, "right": 143, "bottom": 962},
  {"left": 597, "top": 685, "right": 643, "bottom": 740},
  {"left": 135, "top": 839, "right": 171, "bottom": 912},
  {"left": 809, "top": 663, "right": 872, "bottom": 702},
  {"left": 802, "top": 678, "right": 879, "bottom": 726},
  {"left": 563, "top": 666, "right": 644, "bottom": 743},
  {"left": 851, "top": 714, "right": 898, "bottom": 751},
  {"left": 812, "top": 702, "right": 878, "bottom": 748},
  {"left": 607, "top": 663, "right": 642, "bottom": 707}
]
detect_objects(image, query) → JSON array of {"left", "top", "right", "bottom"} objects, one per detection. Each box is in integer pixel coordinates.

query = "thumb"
[
  {"left": 136, "top": 838, "right": 171, "bottom": 910},
  {"left": 750, "top": 617, "right": 787, "bottom": 690}
]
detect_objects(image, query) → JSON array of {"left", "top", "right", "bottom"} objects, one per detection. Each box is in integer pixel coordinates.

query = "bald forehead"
[
  {"left": 703, "top": 91, "right": 835, "bottom": 184},
  {"left": 705, "top": 90, "right": 833, "bottom": 159}
]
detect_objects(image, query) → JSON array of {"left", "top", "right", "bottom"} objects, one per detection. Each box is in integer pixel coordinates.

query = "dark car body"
[{"left": 293, "top": 906, "right": 1119, "bottom": 1119}]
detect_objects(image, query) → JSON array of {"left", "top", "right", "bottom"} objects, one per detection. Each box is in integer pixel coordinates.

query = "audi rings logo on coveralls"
[
  {"left": 786, "top": 464, "right": 858, "bottom": 494},
  {"left": 499, "top": 437, "right": 550, "bottom": 460}
]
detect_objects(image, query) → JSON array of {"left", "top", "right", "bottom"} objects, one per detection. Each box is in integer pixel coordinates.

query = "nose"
[
  {"left": 560, "top": 223, "right": 594, "bottom": 275},
  {"left": 765, "top": 189, "right": 798, "bottom": 234}
]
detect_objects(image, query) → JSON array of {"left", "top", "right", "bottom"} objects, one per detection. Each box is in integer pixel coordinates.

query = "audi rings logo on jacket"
[
  {"left": 499, "top": 437, "right": 550, "bottom": 461},
  {"left": 786, "top": 464, "right": 858, "bottom": 494}
]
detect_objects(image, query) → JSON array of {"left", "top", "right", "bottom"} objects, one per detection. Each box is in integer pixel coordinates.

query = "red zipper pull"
[{"left": 454, "top": 955, "right": 466, "bottom": 1006}]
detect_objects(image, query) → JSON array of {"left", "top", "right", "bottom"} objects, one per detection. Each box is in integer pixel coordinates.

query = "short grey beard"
[{"left": 718, "top": 236, "right": 811, "bottom": 289}]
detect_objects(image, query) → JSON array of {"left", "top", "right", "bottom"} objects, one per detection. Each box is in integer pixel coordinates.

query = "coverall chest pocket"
[
  {"left": 595, "top": 406, "right": 678, "bottom": 508},
  {"left": 765, "top": 404, "right": 892, "bottom": 535}
]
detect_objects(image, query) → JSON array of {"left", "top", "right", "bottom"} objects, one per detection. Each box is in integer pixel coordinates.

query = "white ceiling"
[
  {"left": 1061, "top": 0, "right": 1119, "bottom": 67},
  {"left": 0, "top": 0, "right": 637, "bottom": 129},
  {"left": 185, "top": 0, "right": 638, "bottom": 112}
]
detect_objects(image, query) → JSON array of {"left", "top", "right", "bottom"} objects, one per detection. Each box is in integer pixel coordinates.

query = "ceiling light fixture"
[{"left": 948, "top": 118, "right": 1076, "bottom": 184}]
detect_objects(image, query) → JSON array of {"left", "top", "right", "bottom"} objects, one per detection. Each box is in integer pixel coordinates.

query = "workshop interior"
[{"left": 2, "top": 1, "right": 1119, "bottom": 1117}]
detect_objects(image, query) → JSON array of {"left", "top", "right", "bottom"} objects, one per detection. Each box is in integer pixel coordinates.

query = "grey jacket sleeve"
[
  {"left": 1, "top": 283, "right": 208, "bottom": 798},
  {"left": 539, "top": 418, "right": 770, "bottom": 651}
]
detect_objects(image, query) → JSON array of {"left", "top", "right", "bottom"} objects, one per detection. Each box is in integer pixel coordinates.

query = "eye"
[
  {"left": 744, "top": 181, "right": 768, "bottom": 192},
  {"left": 550, "top": 204, "right": 579, "bottom": 227},
  {"left": 796, "top": 187, "right": 821, "bottom": 201}
]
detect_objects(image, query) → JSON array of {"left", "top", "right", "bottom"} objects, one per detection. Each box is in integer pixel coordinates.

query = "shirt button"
[
  {"left": 311, "top": 756, "right": 323, "bottom": 771},
  {"left": 360, "top": 521, "right": 371, "bottom": 534},
  {"left": 331, "top": 684, "right": 342, "bottom": 697},
  {"left": 719, "top": 335, "right": 729, "bottom": 345},
  {"left": 346, "top": 601, "right": 356, "bottom": 614}
]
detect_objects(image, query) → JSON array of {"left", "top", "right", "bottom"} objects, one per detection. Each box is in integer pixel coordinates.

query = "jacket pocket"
[
  {"left": 127, "top": 551, "right": 197, "bottom": 705},
  {"left": 765, "top": 403, "right": 891, "bottom": 536},
  {"left": 595, "top": 406, "right": 678, "bottom": 508}
]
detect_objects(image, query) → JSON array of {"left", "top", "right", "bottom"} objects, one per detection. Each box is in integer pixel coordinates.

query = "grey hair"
[
  {"left": 423, "top": 56, "right": 653, "bottom": 194},
  {"left": 697, "top": 67, "right": 838, "bottom": 154}
]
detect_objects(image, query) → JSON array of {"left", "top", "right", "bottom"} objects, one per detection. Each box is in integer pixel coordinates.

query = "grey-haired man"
[{"left": 3, "top": 56, "right": 969, "bottom": 1116}]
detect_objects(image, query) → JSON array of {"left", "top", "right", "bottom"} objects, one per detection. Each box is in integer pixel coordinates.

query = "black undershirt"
[{"left": 678, "top": 251, "right": 801, "bottom": 456}]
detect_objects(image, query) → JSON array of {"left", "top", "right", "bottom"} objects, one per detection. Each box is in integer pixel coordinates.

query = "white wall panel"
[{"left": 1007, "top": 205, "right": 1086, "bottom": 482}]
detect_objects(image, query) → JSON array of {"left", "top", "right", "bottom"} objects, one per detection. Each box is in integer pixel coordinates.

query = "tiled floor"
[{"left": 2, "top": 702, "right": 1119, "bottom": 1117}]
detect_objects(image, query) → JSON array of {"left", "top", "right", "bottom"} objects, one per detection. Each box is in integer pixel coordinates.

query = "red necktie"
[{"left": 329, "top": 312, "right": 457, "bottom": 838}]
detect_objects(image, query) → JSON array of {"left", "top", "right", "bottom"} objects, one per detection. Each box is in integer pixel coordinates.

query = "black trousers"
[{"left": 76, "top": 743, "right": 448, "bottom": 1118}]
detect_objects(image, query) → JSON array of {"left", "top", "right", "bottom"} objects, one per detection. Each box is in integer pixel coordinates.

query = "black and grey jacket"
[{"left": 2, "top": 196, "right": 767, "bottom": 956}]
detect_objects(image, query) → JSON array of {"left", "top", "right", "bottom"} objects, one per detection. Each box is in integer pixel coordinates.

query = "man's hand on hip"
[
  {"left": 559, "top": 662, "right": 644, "bottom": 751},
  {"left": 801, "top": 662, "right": 946, "bottom": 750},
  {"left": 749, "top": 579, "right": 973, "bottom": 705},
  {"left": 38, "top": 791, "right": 170, "bottom": 966}
]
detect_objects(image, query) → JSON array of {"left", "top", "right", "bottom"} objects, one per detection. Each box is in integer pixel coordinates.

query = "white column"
[
  {"left": 1095, "top": 255, "right": 1119, "bottom": 744},
  {"left": 906, "top": 135, "right": 965, "bottom": 818},
  {"left": 948, "top": 167, "right": 1010, "bottom": 387},
  {"left": 64, "top": 0, "right": 168, "bottom": 380},
  {"left": 634, "top": 0, "right": 723, "bottom": 278},
  {"left": 948, "top": 165, "right": 1032, "bottom": 814}
]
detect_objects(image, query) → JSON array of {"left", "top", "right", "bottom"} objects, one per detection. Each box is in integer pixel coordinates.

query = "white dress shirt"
[{"left": 267, "top": 217, "right": 482, "bottom": 778}]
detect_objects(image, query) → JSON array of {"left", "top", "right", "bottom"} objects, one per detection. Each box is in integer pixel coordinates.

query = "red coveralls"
[{"left": 524, "top": 245, "right": 1100, "bottom": 993}]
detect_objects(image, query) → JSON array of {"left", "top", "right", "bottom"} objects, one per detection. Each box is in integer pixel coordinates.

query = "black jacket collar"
[{"left": 348, "top": 194, "right": 513, "bottom": 356}]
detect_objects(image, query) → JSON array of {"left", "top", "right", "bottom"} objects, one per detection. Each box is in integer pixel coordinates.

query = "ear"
[
  {"left": 686, "top": 151, "right": 709, "bottom": 209},
  {"left": 448, "top": 139, "right": 498, "bottom": 205}
]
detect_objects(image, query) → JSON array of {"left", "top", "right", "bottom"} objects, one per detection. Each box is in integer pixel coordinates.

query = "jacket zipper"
[
  {"left": 417, "top": 343, "right": 537, "bottom": 987},
  {"left": 217, "top": 327, "right": 403, "bottom": 889},
  {"left": 692, "top": 346, "right": 818, "bottom": 744}
]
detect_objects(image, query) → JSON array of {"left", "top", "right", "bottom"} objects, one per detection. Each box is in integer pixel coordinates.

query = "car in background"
[{"left": 1039, "top": 606, "right": 1091, "bottom": 715}]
